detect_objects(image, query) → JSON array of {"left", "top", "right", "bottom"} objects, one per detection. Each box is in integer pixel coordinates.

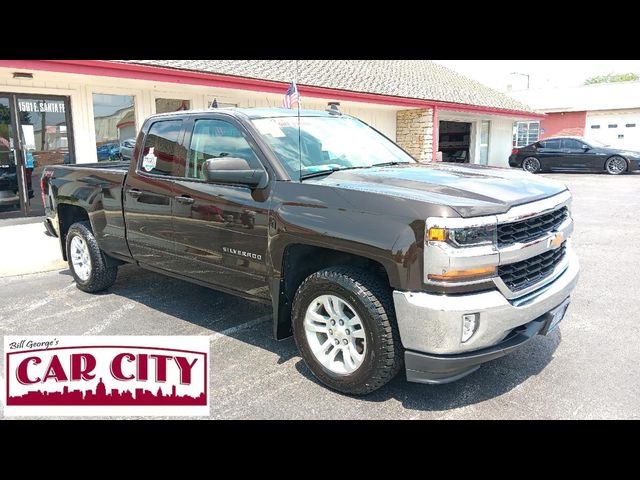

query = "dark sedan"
[{"left": 509, "top": 136, "right": 640, "bottom": 175}]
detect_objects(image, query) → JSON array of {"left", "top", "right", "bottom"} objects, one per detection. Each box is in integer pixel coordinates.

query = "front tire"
[
  {"left": 66, "top": 221, "right": 118, "bottom": 293},
  {"left": 605, "top": 155, "right": 628, "bottom": 175},
  {"left": 292, "top": 266, "right": 403, "bottom": 395},
  {"left": 522, "top": 156, "right": 541, "bottom": 173}
]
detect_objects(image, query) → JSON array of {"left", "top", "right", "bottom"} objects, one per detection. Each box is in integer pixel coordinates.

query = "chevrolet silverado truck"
[{"left": 42, "top": 108, "right": 579, "bottom": 395}]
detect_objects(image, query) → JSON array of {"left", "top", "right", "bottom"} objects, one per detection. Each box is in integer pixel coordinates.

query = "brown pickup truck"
[{"left": 42, "top": 107, "right": 579, "bottom": 394}]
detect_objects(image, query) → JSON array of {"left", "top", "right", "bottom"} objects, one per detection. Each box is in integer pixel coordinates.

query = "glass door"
[
  {"left": 0, "top": 95, "right": 22, "bottom": 218},
  {"left": 479, "top": 120, "right": 491, "bottom": 165},
  {"left": 15, "top": 95, "right": 74, "bottom": 217},
  {"left": 0, "top": 93, "right": 74, "bottom": 220}
]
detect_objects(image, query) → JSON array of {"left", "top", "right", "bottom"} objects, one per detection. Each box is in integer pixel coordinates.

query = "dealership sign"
[{"left": 2, "top": 336, "right": 210, "bottom": 416}]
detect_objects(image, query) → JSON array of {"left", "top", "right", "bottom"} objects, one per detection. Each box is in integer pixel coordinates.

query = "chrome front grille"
[
  {"left": 498, "top": 242, "right": 567, "bottom": 292},
  {"left": 498, "top": 207, "right": 568, "bottom": 246}
]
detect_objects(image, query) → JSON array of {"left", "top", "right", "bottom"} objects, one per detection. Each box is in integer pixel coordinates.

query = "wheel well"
[
  {"left": 282, "top": 244, "right": 390, "bottom": 300},
  {"left": 57, "top": 204, "right": 89, "bottom": 260},
  {"left": 273, "top": 244, "right": 391, "bottom": 339}
]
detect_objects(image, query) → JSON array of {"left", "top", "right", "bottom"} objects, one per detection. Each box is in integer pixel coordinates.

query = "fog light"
[{"left": 462, "top": 313, "right": 479, "bottom": 343}]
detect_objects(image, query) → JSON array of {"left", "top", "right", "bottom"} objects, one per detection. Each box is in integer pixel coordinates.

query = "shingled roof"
[{"left": 116, "top": 60, "right": 534, "bottom": 113}]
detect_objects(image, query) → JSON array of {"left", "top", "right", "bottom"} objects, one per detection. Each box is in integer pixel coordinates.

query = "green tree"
[{"left": 584, "top": 72, "right": 639, "bottom": 85}]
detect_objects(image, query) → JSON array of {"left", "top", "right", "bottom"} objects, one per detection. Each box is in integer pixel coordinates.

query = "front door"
[
  {"left": 560, "top": 138, "right": 590, "bottom": 170},
  {"left": 0, "top": 94, "right": 74, "bottom": 220},
  {"left": 123, "top": 118, "right": 185, "bottom": 272},
  {"left": 171, "top": 116, "right": 270, "bottom": 298},
  {"left": 0, "top": 96, "right": 21, "bottom": 217}
]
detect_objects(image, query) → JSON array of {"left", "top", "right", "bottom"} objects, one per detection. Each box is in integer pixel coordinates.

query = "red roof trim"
[{"left": 0, "top": 60, "right": 543, "bottom": 118}]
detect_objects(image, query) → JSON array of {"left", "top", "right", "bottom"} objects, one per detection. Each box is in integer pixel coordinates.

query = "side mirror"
[
  {"left": 204, "top": 157, "right": 268, "bottom": 189},
  {"left": 582, "top": 145, "right": 591, "bottom": 151}
]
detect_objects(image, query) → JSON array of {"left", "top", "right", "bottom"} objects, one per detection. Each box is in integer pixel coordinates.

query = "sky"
[{"left": 434, "top": 60, "right": 640, "bottom": 91}]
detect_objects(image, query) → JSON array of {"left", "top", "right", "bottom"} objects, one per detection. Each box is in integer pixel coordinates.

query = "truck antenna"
[{"left": 297, "top": 60, "right": 301, "bottom": 183}]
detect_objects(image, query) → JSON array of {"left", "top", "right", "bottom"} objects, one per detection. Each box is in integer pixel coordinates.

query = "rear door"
[
  {"left": 536, "top": 138, "right": 563, "bottom": 169},
  {"left": 123, "top": 118, "right": 186, "bottom": 272},
  {"left": 170, "top": 115, "right": 271, "bottom": 298}
]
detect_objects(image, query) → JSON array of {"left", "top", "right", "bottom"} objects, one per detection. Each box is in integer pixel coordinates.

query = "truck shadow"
[
  {"left": 58, "top": 264, "right": 299, "bottom": 362},
  {"left": 59, "top": 264, "right": 561, "bottom": 411}
]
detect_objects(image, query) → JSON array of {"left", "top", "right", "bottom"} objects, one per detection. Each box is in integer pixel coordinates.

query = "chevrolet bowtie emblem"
[{"left": 549, "top": 232, "right": 564, "bottom": 249}]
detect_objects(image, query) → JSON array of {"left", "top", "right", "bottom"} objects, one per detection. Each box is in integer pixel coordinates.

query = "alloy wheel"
[
  {"left": 70, "top": 235, "right": 92, "bottom": 281},
  {"left": 303, "top": 294, "right": 367, "bottom": 375}
]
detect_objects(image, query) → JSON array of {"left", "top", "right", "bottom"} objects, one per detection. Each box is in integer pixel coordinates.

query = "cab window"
[
  {"left": 139, "top": 120, "right": 184, "bottom": 176},
  {"left": 186, "top": 119, "right": 261, "bottom": 180}
]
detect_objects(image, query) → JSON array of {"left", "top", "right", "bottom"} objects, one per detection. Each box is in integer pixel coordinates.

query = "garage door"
[{"left": 585, "top": 113, "right": 640, "bottom": 151}]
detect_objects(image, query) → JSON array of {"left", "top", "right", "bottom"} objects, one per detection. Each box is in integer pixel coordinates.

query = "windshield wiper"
[
  {"left": 300, "top": 165, "right": 369, "bottom": 180},
  {"left": 371, "top": 161, "right": 411, "bottom": 167}
]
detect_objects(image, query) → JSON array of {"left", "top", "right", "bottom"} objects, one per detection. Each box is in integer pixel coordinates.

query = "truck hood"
[{"left": 306, "top": 163, "right": 568, "bottom": 217}]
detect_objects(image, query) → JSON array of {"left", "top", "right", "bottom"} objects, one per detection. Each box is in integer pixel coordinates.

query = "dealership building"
[{"left": 0, "top": 60, "right": 539, "bottom": 220}]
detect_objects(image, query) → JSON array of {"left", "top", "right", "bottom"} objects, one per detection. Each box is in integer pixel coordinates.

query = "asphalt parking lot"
[{"left": 1, "top": 173, "right": 639, "bottom": 419}]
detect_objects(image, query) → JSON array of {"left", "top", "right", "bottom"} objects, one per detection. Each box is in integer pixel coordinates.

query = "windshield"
[{"left": 251, "top": 116, "right": 415, "bottom": 180}]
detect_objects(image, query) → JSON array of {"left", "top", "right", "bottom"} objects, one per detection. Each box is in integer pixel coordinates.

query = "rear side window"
[
  {"left": 542, "top": 139, "right": 561, "bottom": 149},
  {"left": 139, "top": 120, "right": 183, "bottom": 176},
  {"left": 185, "top": 119, "right": 261, "bottom": 180}
]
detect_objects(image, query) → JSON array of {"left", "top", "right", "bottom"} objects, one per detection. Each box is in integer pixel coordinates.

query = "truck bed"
[
  {"left": 43, "top": 161, "right": 131, "bottom": 261},
  {"left": 53, "top": 161, "right": 130, "bottom": 172}
]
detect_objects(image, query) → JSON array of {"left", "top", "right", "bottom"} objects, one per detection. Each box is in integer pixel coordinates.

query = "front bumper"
[{"left": 393, "top": 248, "right": 579, "bottom": 383}]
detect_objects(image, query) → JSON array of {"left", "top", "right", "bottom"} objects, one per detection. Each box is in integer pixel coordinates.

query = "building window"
[
  {"left": 591, "top": 125, "right": 601, "bottom": 129},
  {"left": 626, "top": 123, "right": 636, "bottom": 128},
  {"left": 608, "top": 124, "right": 618, "bottom": 128},
  {"left": 479, "top": 120, "right": 490, "bottom": 165},
  {"left": 513, "top": 121, "right": 540, "bottom": 147},
  {"left": 92, "top": 93, "right": 136, "bottom": 162},
  {"left": 155, "top": 98, "right": 191, "bottom": 114}
]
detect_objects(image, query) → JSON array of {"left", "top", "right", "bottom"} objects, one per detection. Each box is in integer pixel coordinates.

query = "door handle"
[
  {"left": 127, "top": 188, "right": 143, "bottom": 199},
  {"left": 175, "top": 195, "right": 195, "bottom": 205}
]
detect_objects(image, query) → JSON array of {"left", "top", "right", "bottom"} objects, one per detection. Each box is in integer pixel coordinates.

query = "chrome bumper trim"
[{"left": 393, "top": 247, "right": 579, "bottom": 355}]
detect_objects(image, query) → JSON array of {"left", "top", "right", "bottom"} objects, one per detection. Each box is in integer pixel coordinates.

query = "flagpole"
[{"left": 296, "top": 60, "right": 301, "bottom": 182}]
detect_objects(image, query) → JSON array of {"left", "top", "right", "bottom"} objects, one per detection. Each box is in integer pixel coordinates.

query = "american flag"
[{"left": 282, "top": 81, "right": 300, "bottom": 109}]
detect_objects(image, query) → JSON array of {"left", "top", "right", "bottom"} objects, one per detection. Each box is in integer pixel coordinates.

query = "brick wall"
[
  {"left": 396, "top": 108, "right": 434, "bottom": 161},
  {"left": 540, "top": 111, "right": 587, "bottom": 139}
]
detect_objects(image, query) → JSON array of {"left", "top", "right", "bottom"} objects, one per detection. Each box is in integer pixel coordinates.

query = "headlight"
[
  {"left": 428, "top": 224, "right": 497, "bottom": 247},
  {"left": 425, "top": 216, "right": 499, "bottom": 287}
]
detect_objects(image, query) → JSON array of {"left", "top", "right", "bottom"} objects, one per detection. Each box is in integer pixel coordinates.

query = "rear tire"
[
  {"left": 66, "top": 221, "right": 118, "bottom": 293},
  {"left": 605, "top": 155, "right": 627, "bottom": 175},
  {"left": 292, "top": 266, "right": 403, "bottom": 395},
  {"left": 522, "top": 157, "right": 541, "bottom": 173}
]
